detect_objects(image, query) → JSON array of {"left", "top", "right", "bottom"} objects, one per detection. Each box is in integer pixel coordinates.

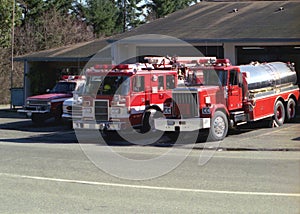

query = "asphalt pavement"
[
  {"left": 0, "top": 105, "right": 299, "bottom": 213},
  {"left": 1, "top": 104, "right": 299, "bottom": 151}
]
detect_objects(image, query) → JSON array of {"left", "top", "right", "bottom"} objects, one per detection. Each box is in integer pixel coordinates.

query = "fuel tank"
[{"left": 238, "top": 62, "right": 297, "bottom": 91}]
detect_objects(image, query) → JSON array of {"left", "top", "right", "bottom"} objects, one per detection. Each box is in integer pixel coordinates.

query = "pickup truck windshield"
[{"left": 51, "top": 82, "right": 76, "bottom": 94}]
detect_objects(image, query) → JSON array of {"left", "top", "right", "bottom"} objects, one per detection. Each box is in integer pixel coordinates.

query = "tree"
[
  {"left": 47, "top": 0, "right": 74, "bottom": 14},
  {"left": 115, "top": 0, "right": 144, "bottom": 32},
  {"left": 82, "top": 0, "right": 119, "bottom": 37},
  {"left": 143, "top": 0, "right": 199, "bottom": 21},
  {"left": 19, "top": 0, "right": 45, "bottom": 24},
  {"left": 0, "top": 0, "right": 23, "bottom": 104},
  {"left": 0, "top": 0, "right": 21, "bottom": 48}
]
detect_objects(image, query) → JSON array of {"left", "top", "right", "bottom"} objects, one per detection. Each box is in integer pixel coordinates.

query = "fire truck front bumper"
[
  {"left": 154, "top": 118, "right": 211, "bottom": 132},
  {"left": 72, "top": 120, "right": 126, "bottom": 131}
]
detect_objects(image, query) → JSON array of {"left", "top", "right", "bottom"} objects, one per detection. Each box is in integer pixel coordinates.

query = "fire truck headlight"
[
  {"left": 111, "top": 108, "right": 121, "bottom": 115},
  {"left": 82, "top": 107, "right": 93, "bottom": 117},
  {"left": 113, "top": 95, "right": 126, "bottom": 103},
  {"left": 113, "top": 95, "right": 120, "bottom": 102},
  {"left": 83, "top": 101, "right": 91, "bottom": 107}
]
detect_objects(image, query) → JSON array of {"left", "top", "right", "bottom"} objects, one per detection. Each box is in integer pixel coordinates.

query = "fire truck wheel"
[
  {"left": 274, "top": 100, "right": 285, "bottom": 127},
  {"left": 285, "top": 98, "right": 296, "bottom": 122},
  {"left": 208, "top": 111, "right": 228, "bottom": 142},
  {"left": 141, "top": 109, "right": 161, "bottom": 133}
]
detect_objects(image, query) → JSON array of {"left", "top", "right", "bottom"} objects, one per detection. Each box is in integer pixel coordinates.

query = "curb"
[{"left": 191, "top": 146, "right": 300, "bottom": 152}]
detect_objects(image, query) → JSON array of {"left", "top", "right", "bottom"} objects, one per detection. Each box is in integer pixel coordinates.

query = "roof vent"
[
  {"left": 278, "top": 6, "right": 284, "bottom": 11},
  {"left": 233, "top": 8, "right": 238, "bottom": 13}
]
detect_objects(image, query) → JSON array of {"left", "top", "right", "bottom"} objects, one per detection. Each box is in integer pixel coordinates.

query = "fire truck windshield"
[
  {"left": 188, "top": 69, "right": 227, "bottom": 86},
  {"left": 51, "top": 82, "right": 76, "bottom": 94},
  {"left": 83, "top": 76, "right": 130, "bottom": 96}
]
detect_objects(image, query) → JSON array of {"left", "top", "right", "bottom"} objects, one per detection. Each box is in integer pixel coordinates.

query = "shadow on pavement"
[{"left": 1, "top": 107, "right": 300, "bottom": 147}]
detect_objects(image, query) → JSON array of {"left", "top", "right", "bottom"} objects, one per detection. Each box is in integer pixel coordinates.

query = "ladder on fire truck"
[{"left": 144, "top": 56, "right": 218, "bottom": 68}]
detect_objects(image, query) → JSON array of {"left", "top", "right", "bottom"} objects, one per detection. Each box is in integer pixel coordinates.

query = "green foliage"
[
  {"left": 83, "top": 0, "right": 119, "bottom": 37},
  {"left": 0, "top": 0, "right": 21, "bottom": 48},
  {"left": 143, "top": 0, "right": 198, "bottom": 20},
  {"left": 20, "top": 0, "right": 46, "bottom": 23},
  {"left": 47, "top": 0, "right": 74, "bottom": 14},
  {"left": 115, "top": 0, "right": 145, "bottom": 32}
]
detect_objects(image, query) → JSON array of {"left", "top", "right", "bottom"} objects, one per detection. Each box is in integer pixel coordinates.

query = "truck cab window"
[
  {"left": 166, "top": 75, "right": 175, "bottom": 89},
  {"left": 204, "top": 70, "right": 227, "bottom": 86},
  {"left": 229, "top": 70, "right": 238, "bottom": 85},
  {"left": 133, "top": 76, "right": 145, "bottom": 92},
  {"left": 158, "top": 76, "right": 164, "bottom": 90}
]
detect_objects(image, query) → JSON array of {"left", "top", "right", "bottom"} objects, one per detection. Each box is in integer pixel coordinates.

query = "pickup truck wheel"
[
  {"left": 285, "top": 98, "right": 296, "bottom": 121},
  {"left": 274, "top": 100, "right": 285, "bottom": 127},
  {"left": 54, "top": 105, "right": 63, "bottom": 121},
  {"left": 208, "top": 111, "right": 228, "bottom": 142},
  {"left": 31, "top": 113, "right": 46, "bottom": 124}
]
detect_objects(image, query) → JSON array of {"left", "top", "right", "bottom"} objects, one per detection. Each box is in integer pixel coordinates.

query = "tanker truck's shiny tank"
[{"left": 238, "top": 62, "right": 297, "bottom": 91}]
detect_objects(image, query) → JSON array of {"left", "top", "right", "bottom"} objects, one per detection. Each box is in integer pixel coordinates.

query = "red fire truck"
[
  {"left": 18, "top": 76, "right": 85, "bottom": 124},
  {"left": 154, "top": 58, "right": 299, "bottom": 141},
  {"left": 73, "top": 57, "right": 215, "bottom": 134}
]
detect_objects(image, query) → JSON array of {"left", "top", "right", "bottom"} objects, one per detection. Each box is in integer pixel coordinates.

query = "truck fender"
[{"left": 210, "top": 104, "right": 229, "bottom": 118}]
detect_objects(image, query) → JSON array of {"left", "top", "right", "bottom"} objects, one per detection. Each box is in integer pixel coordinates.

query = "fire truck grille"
[
  {"left": 172, "top": 91, "right": 199, "bottom": 118},
  {"left": 94, "top": 100, "right": 109, "bottom": 121}
]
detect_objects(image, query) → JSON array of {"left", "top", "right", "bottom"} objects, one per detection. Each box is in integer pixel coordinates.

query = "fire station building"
[{"left": 15, "top": 0, "right": 300, "bottom": 101}]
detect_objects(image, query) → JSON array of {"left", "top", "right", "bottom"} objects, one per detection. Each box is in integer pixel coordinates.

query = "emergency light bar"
[
  {"left": 61, "top": 75, "right": 81, "bottom": 80},
  {"left": 94, "top": 64, "right": 115, "bottom": 70},
  {"left": 215, "top": 59, "right": 231, "bottom": 66},
  {"left": 88, "top": 63, "right": 156, "bottom": 74},
  {"left": 144, "top": 56, "right": 218, "bottom": 67}
]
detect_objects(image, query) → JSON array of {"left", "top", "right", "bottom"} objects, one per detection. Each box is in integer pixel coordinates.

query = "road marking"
[{"left": 1, "top": 173, "right": 299, "bottom": 197}]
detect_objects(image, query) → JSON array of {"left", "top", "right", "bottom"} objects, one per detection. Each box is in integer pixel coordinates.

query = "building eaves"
[{"left": 14, "top": 39, "right": 111, "bottom": 62}]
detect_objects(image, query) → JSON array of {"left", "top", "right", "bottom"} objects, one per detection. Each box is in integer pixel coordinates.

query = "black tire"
[
  {"left": 273, "top": 100, "right": 285, "bottom": 127},
  {"left": 141, "top": 109, "right": 162, "bottom": 133},
  {"left": 208, "top": 111, "right": 228, "bottom": 142},
  {"left": 166, "top": 131, "right": 179, "bottom": 142},
  {"left": 54, "top": 105, "right": 63, "bottom": 121},
  {"left": 285, "top": 98, "right": 296, "bottom": 122},
  {"left": 31, "top": 113, "right": 46, "bottom": 124}
]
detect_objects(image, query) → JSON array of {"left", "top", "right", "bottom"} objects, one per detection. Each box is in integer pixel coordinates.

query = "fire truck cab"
[{"left": 73, "top": 62, "right": 178, "bottom": 133}]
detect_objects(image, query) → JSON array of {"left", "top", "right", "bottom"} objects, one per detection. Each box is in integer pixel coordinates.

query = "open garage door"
[
  {"left": 137, "top": 46, "right": 223, "bottom": 62},
  {"left": 236, "top": 46, "right": 300, "bottom": 84}
]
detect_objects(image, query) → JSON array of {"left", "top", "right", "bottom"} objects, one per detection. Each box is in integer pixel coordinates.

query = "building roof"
[
  {"left": 14, "top": 39, "right": 111, "bottom": 62},
  {"left": 114, "top": 0, "right": 300, "bottom": 42},
  {"left": 15, "top": 0, "right": 300, "bottom": 61}
]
